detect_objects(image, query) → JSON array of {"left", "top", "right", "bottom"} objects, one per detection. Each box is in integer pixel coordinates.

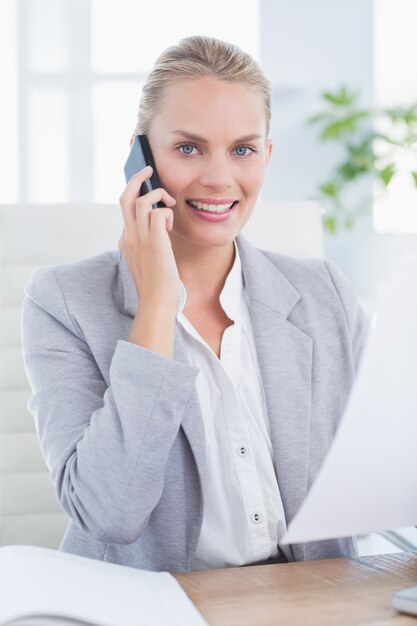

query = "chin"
[{"left": 174, "top": 228, "right": 237, "bottom": 249}]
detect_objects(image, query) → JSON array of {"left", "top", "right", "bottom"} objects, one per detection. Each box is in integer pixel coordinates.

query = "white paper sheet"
[
  {"left": 281, "top": 254, "right": 417, "bottom": 545},
  {"left": 0, "top": 545, "right": 207, "bottom": 626}
]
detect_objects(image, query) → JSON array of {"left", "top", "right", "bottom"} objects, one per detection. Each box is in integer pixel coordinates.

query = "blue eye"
[
  {"left": 179, "top": 144, "right": 195, "bottom": 155},
  {"left": 235, "top": 146, "right": 252, "bottom": 156}
]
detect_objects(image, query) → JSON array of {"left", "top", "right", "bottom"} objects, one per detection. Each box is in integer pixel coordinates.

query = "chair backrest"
[
  {"left": 0, "top": 204, "right": 124, "bottom": 548},
  {"left": 242, "top": 200, "right": 324, "bottom": 260},
  {"left": 0, "top": 201, "right": 323, "bottom": 548}
]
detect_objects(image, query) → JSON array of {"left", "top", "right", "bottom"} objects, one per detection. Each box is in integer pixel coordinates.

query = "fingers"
[
  {"left": 120, "top": 165, "right": 175, "bottom": 208},
  {"left": 135, "top": 191, "right": 175, "bottom": 236},
  {"left": 149, "top": 208, "right": 174, "bottom": 236},
  {"left": 120, "top": 165, "right": 153, "bottom": 206},
  {"left": 119, "top": 165, "right": 176, "bottom": 237},
  {"left": 119, "top": 166, "right": 152, "bottom": 232}
]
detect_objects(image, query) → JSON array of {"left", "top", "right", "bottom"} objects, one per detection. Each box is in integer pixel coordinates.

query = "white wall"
[
  {"left": 260, "top": 0, "right": 373, "bottom": 201},
  {"left": 259, "top": 0, "right": 417, "bottom": 306}
]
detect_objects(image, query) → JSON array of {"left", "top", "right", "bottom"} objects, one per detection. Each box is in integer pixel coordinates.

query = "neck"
[{"left": 170, "top": 233, "right": 236, "bottom": 304}]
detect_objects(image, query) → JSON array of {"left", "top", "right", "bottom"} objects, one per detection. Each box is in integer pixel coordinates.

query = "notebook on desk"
[{"left": 0, "top": 545, "right": 207, "bottom": 626}]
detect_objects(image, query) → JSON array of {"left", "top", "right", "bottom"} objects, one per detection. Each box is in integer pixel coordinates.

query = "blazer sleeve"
[
  {"left": 323, "top": 259, "right": 370, "bottom": 372},
  {"left": 21, "top": 266, "right": 199, "bottom": 545}
]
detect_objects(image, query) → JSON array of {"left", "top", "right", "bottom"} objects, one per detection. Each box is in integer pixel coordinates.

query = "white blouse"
[{"left": 176, "top": 240, "right": 293, "bottom": 569}]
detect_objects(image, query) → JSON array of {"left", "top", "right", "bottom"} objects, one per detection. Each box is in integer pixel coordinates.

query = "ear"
[{"left": 265, "top": 138, "right": 273, "bottom": 166}]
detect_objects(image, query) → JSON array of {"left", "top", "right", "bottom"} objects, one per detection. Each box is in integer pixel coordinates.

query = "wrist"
[{"left": 138, "top": 301, "right": 178, "bottom": 319}]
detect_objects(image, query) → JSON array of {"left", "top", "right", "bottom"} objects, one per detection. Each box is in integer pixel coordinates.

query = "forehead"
[{"left": 154, "top": 77, "right": 266, "bottom": 139}]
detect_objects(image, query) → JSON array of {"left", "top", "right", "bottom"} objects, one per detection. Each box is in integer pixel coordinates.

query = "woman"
[{"left": 21, "top": 36, "right": 368, "bottom": 573}]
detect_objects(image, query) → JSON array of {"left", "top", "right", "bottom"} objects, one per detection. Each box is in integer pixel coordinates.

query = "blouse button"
[
  {"left": 251, "top": 512, "right": 261, "bottom": 524},
  {"left": 237, "top": 445, "right": 248, "bottom": 457}
]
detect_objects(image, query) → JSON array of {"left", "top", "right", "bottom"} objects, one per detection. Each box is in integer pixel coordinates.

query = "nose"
[{"left": 198, "top": 152, "right": 234, "bottom": 190}]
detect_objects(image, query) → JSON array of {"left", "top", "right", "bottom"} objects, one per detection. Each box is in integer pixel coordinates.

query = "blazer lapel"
[
  {"left": 237, "top": 235, "right": 313, "bottom": 560},
  {"left": 118, "top": 251, "right": 206, "bottom": 489}
]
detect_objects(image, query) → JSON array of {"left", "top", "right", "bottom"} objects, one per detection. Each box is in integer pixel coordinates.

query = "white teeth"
[{"left": 188, "top": 200, "right": 234, "bottom": 213}]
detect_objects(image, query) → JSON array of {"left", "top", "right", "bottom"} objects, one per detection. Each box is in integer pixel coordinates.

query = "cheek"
[
  {"left": 158, "top": 161, "right": 192, "bottom": 196},
  {"left": 241, "top": 164, "right": 266, "bottom": 195}
]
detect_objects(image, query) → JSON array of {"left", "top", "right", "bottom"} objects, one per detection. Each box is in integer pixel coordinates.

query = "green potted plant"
[{"left": 308, "top": 86, "right": 417, "bottom": 234}]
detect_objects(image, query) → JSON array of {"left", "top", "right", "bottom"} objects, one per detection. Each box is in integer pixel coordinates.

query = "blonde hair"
[{"left": 134, "top": 35, "right": 271, "bottom": 137}]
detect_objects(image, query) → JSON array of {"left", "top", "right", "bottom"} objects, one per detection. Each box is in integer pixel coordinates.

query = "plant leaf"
[
  {"left": 375, "top": 132, "right": 405, "bottom": 148},
  {"left": 404, "top": 132, "right": 417, "bottom": 146},
  {"left": 382, "top": 103, "right": 417, "bottom": 125},
  {"left": 346, "top": 133, "right": 376, "bottom": 155},
  {"left": 319, "top": 181, "right": 340, "bottom": 199},
  {"left": 404, "top": 103, "right": 417, "bottom": 125},
  {"left": 337, "top": 158, "right": 373, "bottom": 181},
  {"left": 378, "top": 163, "right": 396, "bottom": 187},
  {"left": 320, "top": 111, "right": 370, "bottom": 140},
  {"left": 411, "top": 171, "right": 417, "bottom": 188},
  {"left": 323, "top": 215, "right": 337, "bottom": 234},
  {"left": 322, "top": 86, "right": 357, "bottom": 107},
  {"left": 382, "top": 106, "right": 406, "bottom": 122}
]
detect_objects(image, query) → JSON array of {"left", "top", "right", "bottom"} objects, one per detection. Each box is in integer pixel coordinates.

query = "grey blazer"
[{"left": 21, "top": 234, "right": 368, "bottom": 572}]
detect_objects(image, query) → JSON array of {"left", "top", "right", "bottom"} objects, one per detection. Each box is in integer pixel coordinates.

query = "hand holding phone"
[
  {"left": 124, "top": 135, "right": 165, "bottom": 208},
  {"left": 118, "top": 136, "right": 181, "bottom": 314}
]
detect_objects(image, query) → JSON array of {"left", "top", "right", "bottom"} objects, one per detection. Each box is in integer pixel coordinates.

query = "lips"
[
  {"left": 186, "top": 200, "right": 238, "bottom": 222},
  {"left": 186, "top": 199, "right": 238, "bottom": 214}
]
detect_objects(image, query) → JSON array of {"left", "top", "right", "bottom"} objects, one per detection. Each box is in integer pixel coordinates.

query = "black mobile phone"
[{"left": 123, "top": 134, "right": 165, "bottom": 208}]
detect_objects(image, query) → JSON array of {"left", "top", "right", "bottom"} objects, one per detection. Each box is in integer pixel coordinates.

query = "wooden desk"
[{"left": 175, "top": 554, "right": 417, "bottom": 625}]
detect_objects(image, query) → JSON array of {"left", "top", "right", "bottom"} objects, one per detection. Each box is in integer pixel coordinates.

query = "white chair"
[
  {"left": 0, "top": 204, "right": 124, "bottom": 547},
  {"left": 242, "top": 200, "right": 324, "bottom": 259}
]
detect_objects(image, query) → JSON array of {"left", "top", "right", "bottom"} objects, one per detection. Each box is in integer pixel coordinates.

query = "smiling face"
[{"left": 147, "top": 77, "right": 272, "bottom": 252}]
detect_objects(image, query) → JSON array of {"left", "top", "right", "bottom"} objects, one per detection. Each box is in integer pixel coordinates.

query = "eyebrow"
[{"left": 169, "top": 130, "right": 263, "bottom": 144}]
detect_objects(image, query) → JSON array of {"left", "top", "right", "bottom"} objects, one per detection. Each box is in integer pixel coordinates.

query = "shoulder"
[
  {"left": 253, "top": 245, "right": 368, "bottom": 344},
  {"left": 258, "top": 246, "right": 355, "bottom": 303},
  {"left": 23, "top": 249, "right": 120, "bottom": 324},
  {"left": 25, "top": 249, "right": 119, "bottom": 294}
]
